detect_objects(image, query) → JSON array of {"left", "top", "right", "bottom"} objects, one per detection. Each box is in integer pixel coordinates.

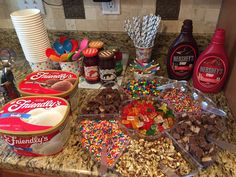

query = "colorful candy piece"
[
  {"left": 79, "top": 120, "right": 130, "bottom": 168},
  {"left": 123, "top": 79, "right": 162, "bottom": 98},
  {"left": 161, "top": 88, "right": 201, "bottom": 113},
  {"left": 121, "top": 99, "right": 175, "bottom": 137}
]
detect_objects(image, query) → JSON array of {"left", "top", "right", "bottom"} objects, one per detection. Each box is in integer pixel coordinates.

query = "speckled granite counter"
[{"left": 0, "top": 30, "right": 236, "bottom": 177}]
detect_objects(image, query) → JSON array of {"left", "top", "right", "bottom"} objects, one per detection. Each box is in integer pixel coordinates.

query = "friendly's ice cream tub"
[
  {"left": 0, "top": 96, "right": 70, "bottom": 156},
  {"left": 18, "top": 70, "right": 79, "bottom": 111}
]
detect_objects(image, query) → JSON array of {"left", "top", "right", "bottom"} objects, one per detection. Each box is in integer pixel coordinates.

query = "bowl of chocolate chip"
[{"left": 79, "top": 81, "right": 130, "bottom": 120}]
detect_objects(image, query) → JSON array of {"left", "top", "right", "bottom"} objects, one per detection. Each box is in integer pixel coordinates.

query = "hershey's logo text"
[
  {"left": 173, "top": 55, "right": 194, "bottom": 62},
  {"left": 199, "top": 66, "right": 223, "bottom": 75},
  {"left": 8, "top": 99, "right": 61, "bottom": 112},
  {"left": 30, "top": 72, "right": 73, "bottom": 80}
]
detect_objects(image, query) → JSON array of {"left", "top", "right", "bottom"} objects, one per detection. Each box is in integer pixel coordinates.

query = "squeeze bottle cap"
[{"left": 212, "top": 28, "right": 225, "bottom": 44}]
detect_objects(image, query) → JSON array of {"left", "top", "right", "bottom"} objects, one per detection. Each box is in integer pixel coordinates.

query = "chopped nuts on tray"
[{"left": 115, "top": 137, "right": 192, "bottom": 177}]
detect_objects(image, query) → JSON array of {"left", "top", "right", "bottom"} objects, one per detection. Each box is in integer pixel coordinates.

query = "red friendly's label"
[
  {"left": 0, "top": 96, "right": 69, "bottom": 156},
  {"left": 18, "top": 70, "right": 78, "bottom": 95},
  {"left": 170, "top": 45, "right": 197, "bottom": 76},
  {"left": 197, "top": 56, "right": 225, "bottom": 88},
  {"left": 0, "top": 96, "right": 68, "bottom": 132}
]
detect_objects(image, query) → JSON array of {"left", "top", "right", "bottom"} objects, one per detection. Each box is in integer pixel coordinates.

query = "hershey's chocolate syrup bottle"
[{"left": 166, "top": 19, "right": 198, "bottom": 80}]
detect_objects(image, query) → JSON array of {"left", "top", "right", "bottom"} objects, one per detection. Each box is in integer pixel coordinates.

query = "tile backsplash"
[{"left": 0, "top": 0, "right": 222, "bottom": 33}]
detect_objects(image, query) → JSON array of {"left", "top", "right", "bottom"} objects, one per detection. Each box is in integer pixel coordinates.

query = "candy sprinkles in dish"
[
  {"left": 0, "top": 96, "right": 70, "bottom": 156},
  {"left": 79, "top": 120, "right": 130, "bottom": 168},
  {"left": 119, "top": 97, "right": 175, "bottom": 140},
  {"left": 157, "top": 81, "right": 227, "bottom": 117}
]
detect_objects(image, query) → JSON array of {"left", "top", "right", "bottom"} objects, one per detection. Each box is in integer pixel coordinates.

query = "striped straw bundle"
[{"left": 124, "top": 14, "right": 161, "bottom": 48}]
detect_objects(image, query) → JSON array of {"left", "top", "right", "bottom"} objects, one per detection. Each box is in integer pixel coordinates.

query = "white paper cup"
[
  {"left": 14, "top": 26, "right": 45, "bottom": 31},
  {"left": 10, "top": 9, "right": 41, "bottom": 19},
  {"left": 18, "top": 39, "right": 49, "bottom": 45},
  {"left": 15, "top": 27, "right": 47, "bottom": 33},
  {"left": 12, "top": 17, "right": 43, "bottom": 24},
  {"left": 59, "top": 60, "right": 80, "bottom": 75},
  {"left": 135, "top": 45, "right": 153, "bottom": 63},
  {"left": 52, "top": 61, "right": 61, "bottom": 70},
  {"left": 28, "top": 59, "right": 53, "bottom": 71}
]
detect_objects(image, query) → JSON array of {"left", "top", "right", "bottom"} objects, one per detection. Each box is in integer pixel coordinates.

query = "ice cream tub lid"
[
  {"left": 0, "top": 96, "right": 70, "bottom": 136},
  {"left": 18, "top": 70, "right": 79, "bottom": 97}
]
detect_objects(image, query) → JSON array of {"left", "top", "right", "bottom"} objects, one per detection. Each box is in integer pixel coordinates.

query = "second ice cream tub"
[
  {"left": 0, "top": 96, "right": 70, "bottom": 156},
  {"left": 18, "top": 70, "right": 79, "bottom": 111}
]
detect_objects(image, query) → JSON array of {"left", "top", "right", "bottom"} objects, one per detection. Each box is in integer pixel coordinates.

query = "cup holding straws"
[{"left": 124, "top": 14, "right": 161, "bottom": 63}]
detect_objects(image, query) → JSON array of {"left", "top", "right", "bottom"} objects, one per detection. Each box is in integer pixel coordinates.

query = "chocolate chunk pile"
[
  {"left": 171, "top": 113, "right": 224, "bottom": 167},
  {"left": 81, "top": 87, "right": 129, "bottom": 115}
]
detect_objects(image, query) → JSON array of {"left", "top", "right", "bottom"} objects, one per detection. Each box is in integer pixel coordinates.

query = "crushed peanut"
[{"left": 115, "top": 137, "right": 192, "bottom": 177}]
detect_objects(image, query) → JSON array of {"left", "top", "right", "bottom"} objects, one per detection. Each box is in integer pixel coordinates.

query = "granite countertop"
[{"left": 0, "top": 31, "right": 236, "bottom": 177}]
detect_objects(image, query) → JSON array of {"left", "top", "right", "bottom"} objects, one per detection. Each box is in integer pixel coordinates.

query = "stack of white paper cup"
[{"left": 10, "top": 9, "right": 53, "bottom": 71}]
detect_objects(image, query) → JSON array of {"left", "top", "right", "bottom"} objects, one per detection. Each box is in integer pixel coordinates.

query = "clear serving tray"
[
  {"left": 166, "top": 111, "right": 226, "bottom": 169},
  {"left": 162, "top": 134, "right": 201, "bottom": 177},
  {"left": 118, "top": 96, "right": 176, "bottom": 141},
  {"left": 122, "top": 76, "right": 178, "bottom": 98},
  {"left": 156, "top": 81, "right": 227, "bottom": 117},
  {"left": 78, "top": 119, "right": 130, "bottom": 170},
  {"left": 78, "top": 81, "right": 131, "bottom": 120}
]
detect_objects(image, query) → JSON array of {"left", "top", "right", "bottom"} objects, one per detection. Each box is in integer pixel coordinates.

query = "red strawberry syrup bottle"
[
  {"left": 166, "top": 19, "right": 198, "bottom": 80},
  {"left": 193, "top": 28, "right": 229, "bottom": 93}
]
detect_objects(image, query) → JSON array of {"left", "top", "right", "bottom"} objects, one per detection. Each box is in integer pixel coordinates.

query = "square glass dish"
[
  {"left": 114, "top": 135, "right": 201, "bottom": 177},
  {"left": 122, "top": 76, "right": 177, "bottom": 98},
  {"left": 161, "top": 136, "right": 202, "bottom": 177},
  {"left": 78, "top": 119, "right": 130, "bottom": 169},
  {"left": 118, "top": 96, "right": 176, "bottom": 141},
  {"left": 78, "top": 81, "right": 131, "bottom": 120},
  {"left": 157, "top": 81, "right": 227, "bottom": 117},
  {"left": 167, "top": 112, "right": 226, "bottom": 168}
]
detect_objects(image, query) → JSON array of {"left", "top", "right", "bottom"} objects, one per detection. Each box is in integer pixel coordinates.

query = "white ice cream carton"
[{"left": 0, "top": 96, "right": 70, "bottom": 156}]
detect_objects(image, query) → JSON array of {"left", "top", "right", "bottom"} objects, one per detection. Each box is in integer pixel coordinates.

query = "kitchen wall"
[
  {"left": 0, "top": 0, "right": 222, "bottom": 33},
  {"left": 218, "top": 0, "right": 236, "bottom": 117}
]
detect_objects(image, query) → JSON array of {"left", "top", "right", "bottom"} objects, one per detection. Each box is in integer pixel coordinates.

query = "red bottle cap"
[
  {"left": 82, "top": 48, "right": 98, "bottom": 57},
  {"left": 212, "top": 28, "right": 225, "bottom": 44}
]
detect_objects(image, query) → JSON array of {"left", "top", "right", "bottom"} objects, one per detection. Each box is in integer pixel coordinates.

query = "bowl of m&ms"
[{"left": 118, "top": 96, "right": 175, "bottom": 141}]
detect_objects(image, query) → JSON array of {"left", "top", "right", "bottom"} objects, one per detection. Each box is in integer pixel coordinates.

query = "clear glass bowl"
[
  {"left": 157, "top": 81, "right": 227, "bottom": 117},
  {"left": 167, "top": 111, "right": 226, "bottom": 168},
  {"left": 78, "top": 81, "right": 131, "bottom": 120},
  {"left": 118, "top": 96, "right": 176, "bottom": 141}
]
